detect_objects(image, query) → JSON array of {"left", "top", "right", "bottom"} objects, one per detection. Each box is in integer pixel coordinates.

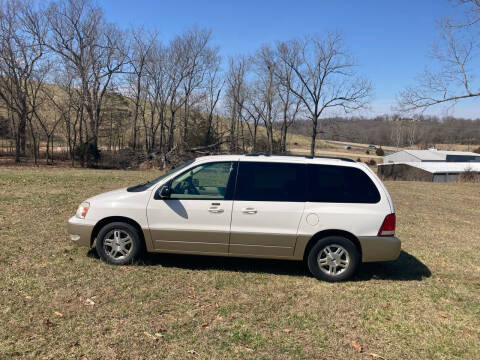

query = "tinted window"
[
  {"left": 170, "top": 162, "right": 233, "bottom": 199},
  {"left": 307, "top": 165, "right": 380, "bottom": 203},
  {"left": 235, "top": 162, "right": 306, "bottom": 202}
]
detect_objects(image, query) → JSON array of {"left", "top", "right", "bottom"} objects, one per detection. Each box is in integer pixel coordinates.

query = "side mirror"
[{"left": 157, "top": 185, "right": 171, "bottom": 199}]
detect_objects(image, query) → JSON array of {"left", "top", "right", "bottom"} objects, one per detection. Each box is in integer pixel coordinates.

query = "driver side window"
[{"left": 170, "top": 162, "right": 233, "bottom": 200}]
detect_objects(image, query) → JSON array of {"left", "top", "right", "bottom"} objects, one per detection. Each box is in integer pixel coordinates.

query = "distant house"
[
  {"left": 378, "top": 162, "right": 480, "bottom": 182},
  {"left": 384, "top": 149, "right": 480, "bottom": 163}
]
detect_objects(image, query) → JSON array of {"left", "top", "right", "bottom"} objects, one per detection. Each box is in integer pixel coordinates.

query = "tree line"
[
  {"left": 288, "top": 115, "right": 480, "bottom": 150},
  {"left": 0, "top": 0, "right": 372, "bottom": 166},
  {"left": 0, "top": 0, "right": 478, "bottom": 167}
]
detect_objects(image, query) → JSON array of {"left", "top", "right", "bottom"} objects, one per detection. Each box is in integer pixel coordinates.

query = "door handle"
[
  {"left": 241, "top": 207, "right": 257, "bottom": 214},
  {"left": 208, "top": 207, "right": 224, "bottom": 213}
]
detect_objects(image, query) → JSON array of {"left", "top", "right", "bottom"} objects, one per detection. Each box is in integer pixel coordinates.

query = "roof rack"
[{"left": 245, "top": 152, "right": 355, "bottom": 162}]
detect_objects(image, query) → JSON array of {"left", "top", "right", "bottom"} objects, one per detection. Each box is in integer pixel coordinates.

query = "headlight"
[{"left": 76, "top": 202, "right": 90, "bottom": 219}]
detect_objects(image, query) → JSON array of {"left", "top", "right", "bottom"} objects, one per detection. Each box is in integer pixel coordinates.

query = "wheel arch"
[
  {"left": 302, "top": 229, "right": 362, "bottom": 262},
  {"left": 90, "top": 216, "right": 146, "bottom": 248}
]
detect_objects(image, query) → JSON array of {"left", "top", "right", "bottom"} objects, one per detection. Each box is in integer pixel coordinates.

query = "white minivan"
[{"left": 68, "top": 154, "right": 400, "bottom": 281}]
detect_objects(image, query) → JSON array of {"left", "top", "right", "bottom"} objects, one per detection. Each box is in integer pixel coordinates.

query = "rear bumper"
[
  {"left": 67, "top": 216, "right": 95, "bottom": 247},
  {"left": 358, "top": 236, "right": 401, "bottom": 262}
]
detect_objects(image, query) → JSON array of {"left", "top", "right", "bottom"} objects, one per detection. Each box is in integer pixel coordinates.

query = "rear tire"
[
  {"left": 96, "top": 222, "right": 143, "bottom": 265},
  {"left": 307, "top": 236, "right": 360, "bottom": 282}
]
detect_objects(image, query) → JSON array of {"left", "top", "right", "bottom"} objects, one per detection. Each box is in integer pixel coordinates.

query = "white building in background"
[
  {"left": 378, "top": 161, "right": 480, "bottom": 182},
  {"left": 384, "top": 149, "right": 480, "bottom": 163},
  {"left": 380, "top": 149, "right": 480, "bottom": 182}
]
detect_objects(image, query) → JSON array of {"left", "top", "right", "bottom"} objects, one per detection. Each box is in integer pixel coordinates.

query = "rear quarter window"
[{"left": 307, "top": 164, "right": 380, "bottom": 203}]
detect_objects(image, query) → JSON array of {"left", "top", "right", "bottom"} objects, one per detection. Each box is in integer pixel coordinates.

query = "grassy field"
[{"left": 0, "top": 167, "right": 479, "bottom": 359}]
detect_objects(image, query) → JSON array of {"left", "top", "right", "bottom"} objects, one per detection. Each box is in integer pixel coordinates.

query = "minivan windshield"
[{"left": 126, "top": 159, "right": 195, "bottom": 192}]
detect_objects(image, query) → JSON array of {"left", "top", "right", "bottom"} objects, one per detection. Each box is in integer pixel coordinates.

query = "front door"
[
  {"left": 147, "top": 161, "right": 236, "bottom": 255},
  {"left": 229, "top": 161, "right": 306, "bottom": 257}
]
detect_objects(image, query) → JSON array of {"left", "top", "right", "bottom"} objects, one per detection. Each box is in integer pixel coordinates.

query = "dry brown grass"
[
  {"left": 0, "top": 167, "right": 479, "bottom": 359},
  {"left": 458, "top": 168, "right": 479, "bottom": 183}
]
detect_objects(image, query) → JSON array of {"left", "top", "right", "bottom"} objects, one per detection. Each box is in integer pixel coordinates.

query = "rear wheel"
[
  {"left": 96, "top": 222, "right": 143, "bottom": 265},
  {"left": 307, "top": 236, "right": 360, "bottom": 282}
]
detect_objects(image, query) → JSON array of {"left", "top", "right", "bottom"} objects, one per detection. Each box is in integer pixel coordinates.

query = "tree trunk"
[
  {"left": 239, "top": 120, "right": 245, "bottom": 152},
  {"left": 132, "top": 73, "right": 142, "bottom": 151},
  {"left": 51, "top": 135, "right": 55, "bottom": 163},
  {"left": 205, "top": 113, "right": 213, "bottom": 146},
  {"left": 310, "top": 116, "right": 318, "bottom": 157},
  {"left": 229, "top": 100, "right": 237, "bottom": 152},
  {"left": 281, "top": 124, "right": 288, "bottom": 153},
  {"left": 19, "top": 112, "right": 26, "bottom": 157},
  {"left": 15, "top": 131, "right": 21, "bottom": 163},
  {"left": 65, "top": 115, "right": 73, "bottom": 165},
  {"left": 149, "top": 105, "right": 158, "bottom": 151},
  {"left": 183, "top": 99, "right": 189, "bottom": 142},
  {"left": 79, "top": 108, "right": 85, "bottom": 167},
  {"left": 281, "top": 103, "right": 288, "bottom": 152},
  {"left": 28, "top": 118, "right": 38, "bottom": 166},
  {"left": 15, "top": 112, "right": 27, "bottom": 162},
  {"left": 94, "top": 106, "right": 101, "bottom": 149},
  {"left": 266, "top": 124, "right": 273, "bottom": 153},
  {"left": 159, "top": 116, "right": 164, "bottom": 153},
  {"left": 167, "top": 109, "right": 176, "bottom": 151},
  {"left": 46, "top": 136, "right": 51, "bottom": 164}
]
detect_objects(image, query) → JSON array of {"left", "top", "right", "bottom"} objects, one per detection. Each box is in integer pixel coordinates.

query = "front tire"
[
  {"left": 96, "top": 222, "right": 143, "bottom": 265},
  {"left": 307, "top": 236, "right": 360, "bottom": 282}
]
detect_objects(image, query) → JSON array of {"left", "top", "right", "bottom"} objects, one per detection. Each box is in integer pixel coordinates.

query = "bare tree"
[
  {"left": 456, "top": 1, "right": 480, "bottom": 26},
  {"left": 179, "top": 28, "right": 218, "bottom": 143},
  {"left": 239, "top": 83, "right": 263, "bottom": 153},
  {"left": 398, "top": 0, "right": 480, "bottom": 112},
  {"left": 46, "top": 0, "right": 127, "bottom": 160},
  {"left": 127, "top": 28, "right": 156, "bottom": 151},
  {"left": 277, "top": 33, "right": 372, "bottom": 156},
  {"left": 226, "top": 57, "right": 247, "bottom": 152},
  {"left": 34, "top": 87, "right": 63, "bottom": 164},
  {"left": 406, "top": 119, "right": 417, "bottom": 147},
  {"left": 251, "top": 45, "right": 280, "bottom": 153},
  {"left": 202, "top": 64, "right": 223, "bottom": 146},
  {"left": 164, "top": 33, "right": 190, "bottom": 151},
  {"left": 47, "top": 72, "right": 83, "bottom": 165},
  {"left": 143, "top": 41, "right": 168, "bottom": 152},
  {"left": 274, "top": 46, "right": 304, "bottom": 152},
  {"left": 390, "top": 120, "right": 403, "bottom": 149},
  {"left": 0, "top": 0, "right": 47, "bottom": 162}
]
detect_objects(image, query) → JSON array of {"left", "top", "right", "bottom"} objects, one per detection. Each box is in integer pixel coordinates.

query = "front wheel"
[
  {"left": 307, "top": 236, "right": 360, "bottom": 282},
  {"left": 96, "top": 222, "right": 143, "bottom": 265}
]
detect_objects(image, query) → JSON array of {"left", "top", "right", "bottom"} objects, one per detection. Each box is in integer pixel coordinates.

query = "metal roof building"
[
  {"left": 378, "top": 161, "right": 480, "bottom": 182},
  {"left": 384, "top": 149, "right": 480, "bottom": 163}
]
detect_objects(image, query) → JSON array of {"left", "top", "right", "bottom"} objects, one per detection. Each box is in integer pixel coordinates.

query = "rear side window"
[
  {"left": 235, "top": 162, "right": 306, "bottom": 202},
  {"left": 307, "top": 165, "right": 380, "bottom": 203}
]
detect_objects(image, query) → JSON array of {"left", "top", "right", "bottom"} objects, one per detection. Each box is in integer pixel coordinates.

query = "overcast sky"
[{"left": 100, "top": 0, "right": 479, "bottom": 119}]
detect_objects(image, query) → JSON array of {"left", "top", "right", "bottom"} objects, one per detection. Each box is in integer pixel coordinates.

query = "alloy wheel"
[
  {"left": 103, "top": 229, "right": 134, "bottom": 261},
  {"left": 317, "top": 244, "right": 350, "bottom": 276}
]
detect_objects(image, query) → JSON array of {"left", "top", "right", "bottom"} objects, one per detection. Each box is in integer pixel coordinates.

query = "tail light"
[{"left": 378, "top": 213, "right": 396, "bottom": 236}]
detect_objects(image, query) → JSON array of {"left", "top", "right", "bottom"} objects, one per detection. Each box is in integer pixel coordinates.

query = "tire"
[
  {"left": 95, "top": 222, "right": 143, "bottom": 265},
  {"left": 307, "top": 236, "right": 360, "bottom": 282}
]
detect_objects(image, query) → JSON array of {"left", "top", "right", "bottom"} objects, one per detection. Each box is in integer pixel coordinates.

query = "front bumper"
[
  {"left": 67, "top": 216, "right": 95, "bottom": 247},
  {"left": 358, "top": 236, "right": 401, "bottom": 262}
]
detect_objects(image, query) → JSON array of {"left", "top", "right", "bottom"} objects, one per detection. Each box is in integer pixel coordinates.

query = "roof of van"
[{"left": 195, "top": 154, "right": 358, "bottom": 166}]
